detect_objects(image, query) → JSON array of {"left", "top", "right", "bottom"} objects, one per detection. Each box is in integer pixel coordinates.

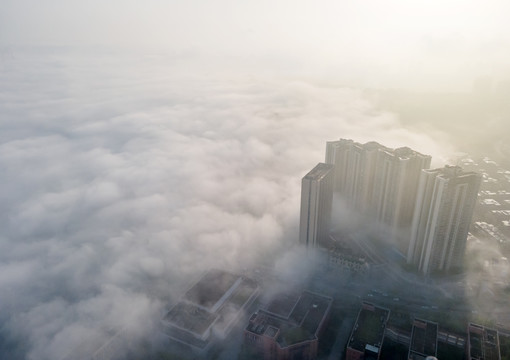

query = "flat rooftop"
[
  {"left": 287, "top": 292, "right": 331, "bottom": 333},
  {"left": 409, "top": 319, "right": 438, "bottom": 359},
  {"left": 347, "top": 302, "right": 390, "bottom": 353},
  {"left": 265, "top": 292, "right": 301, "bottom": 319},
  {"left": 245, "top": 291, "right": 333, "bottom": 348},
  {"left": 468, "top": 323, "right": 501, "bottom": 360},
  {"left": 184, "top": 269, "right": 241, "bottom": 311},
  {"left": 303, "top": 163, "right": 333, "bottom": 181},
  {"left": 161, "top": 322, "right": 209, "bottom": 349},
  {"left": 162, "top": 269, "right": 258, "bottom": 346},
  {"left": 163, "top": 302, "right": 217, "bottom": 336}
]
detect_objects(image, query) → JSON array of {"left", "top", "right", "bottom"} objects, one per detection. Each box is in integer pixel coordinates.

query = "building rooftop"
[
  {"left": 161, "top": 322, "right": 210, "bottom": 349},
  {"left": 245, "top": 291, "right": 333, "bottom": 348},
  {"left": 303, "top": 163, "right": 334, "bottom": 181},
  {"left": 326, "top": 138, "right": 354, "bottom": 147},
  {"left": 347, "top": 302, "right": 390, "bottom": 354},
  {"left": 288, "top": 292, "right": 330, "bottom": 333},
  {"left": 426, "top": 165, "right": 481, "bottom": 181},
  {"left": 327, "top": 138, "right": 432, "bottom": 158},
  {"left": 265, "top": 292, "right": 301, "bottom": 319},
  {"left": 184, "top": 269, "right": 241, "bottom": 312},
  {"left": 468, "top": 323, "right": 501, "bottom": 360},
  {"left": 327, "top": 139, "right": 386, "bottom": 153},
  {"left": 162, "top": 269, "right": 258, "bottom": 348},
  {"left": 394, "top": 146, "right": 431, "bottom": 160},
  {"left": 163, "top": 302, "right": 218, "bottom": 336},
  {"left": 409, "top": 319, "right": 438, "bottom": 360},
  {"left": 362, "top": 141, "right": 385, "bottom": 151}
]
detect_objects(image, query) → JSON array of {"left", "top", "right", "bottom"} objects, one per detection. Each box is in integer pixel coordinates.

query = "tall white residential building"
[
  {"left": 325, "top": 139, "right": 383, "bottom": 210},
  {"left": 299, "top": 163, "right": 334, "bottom": 248},
  {"left": 371, "top": 147, "right": 432, "bottom": 237},
  {"left": 325, "top": 139, "right": 431, "bottom": 253},
  {"left": 407, "top": 166, "right": 481, "bottom": 275}
]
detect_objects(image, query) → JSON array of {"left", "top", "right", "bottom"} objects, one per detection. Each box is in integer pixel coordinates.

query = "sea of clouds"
[{"left": 0, "top": 46, "right": 452, "bottom": 359}]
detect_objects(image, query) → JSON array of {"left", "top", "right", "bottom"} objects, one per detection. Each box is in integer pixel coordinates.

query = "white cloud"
[{"left": 0, "top": 48, "right": 453, "bottom": 359}]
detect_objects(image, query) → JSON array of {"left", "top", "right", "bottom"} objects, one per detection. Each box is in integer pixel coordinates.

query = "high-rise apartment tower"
[
  {"left": 325, "top": 139, "right": 431, "bottom": 253},
  {"left": 407, "top": 166, "right": 481, "bottom": 275},
  {"left": 299, "top": 163, "right": 334, "bottom": 248}
]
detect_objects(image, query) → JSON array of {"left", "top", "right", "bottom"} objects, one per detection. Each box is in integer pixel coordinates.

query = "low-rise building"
[
  {"left": 161, "top": 269, "right": 259, "bottom": 356},
  {"left": 244, "top": 291, "right": 333, "bottom": 360},
  {"left": 408, "top": 319, "right": 438, "bottom": 360},
  {"left": 346, "top": 302, "right": 390, "bottom": 360},
  {"left": 467, "top": 323, "right": 501, "bottom": 360}
]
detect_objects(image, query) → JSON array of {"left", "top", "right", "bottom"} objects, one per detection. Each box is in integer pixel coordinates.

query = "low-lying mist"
[{"left": 0, "top": 46, "right": 462, "bottom": 359}]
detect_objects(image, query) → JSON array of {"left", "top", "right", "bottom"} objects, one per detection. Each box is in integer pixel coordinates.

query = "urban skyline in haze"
[{"left": 1, "top": 1, "right": 510, "bottom": 359}]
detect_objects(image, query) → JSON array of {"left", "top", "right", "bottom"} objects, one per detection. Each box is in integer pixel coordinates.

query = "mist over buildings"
[
  {"left": 1, "top": 1, "right": 510, "bottom": 359},
  {"left": 0, "top": 48, "right": 456, "bottom": 359}
]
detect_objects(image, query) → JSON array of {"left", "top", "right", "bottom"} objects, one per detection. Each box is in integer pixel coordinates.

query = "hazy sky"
[{"left": 2, "top": 0, "right": 510, "bottom": 90}]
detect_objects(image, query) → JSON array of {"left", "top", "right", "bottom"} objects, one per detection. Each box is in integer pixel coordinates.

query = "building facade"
[
  {"left": 407, "top": 166, "right": 482, "bottom": 275},
  {"left": 371, "top": 147, "right": 432, "bottom": 232},
  {"left": 325, "top": 139, "right": 383, "bottom": 211},
  {"left": 325, "top": 139, "right": 431, "bottom": 253},
  {"left": 299, "top": 163, "right": 334, "bottom": 248}
]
